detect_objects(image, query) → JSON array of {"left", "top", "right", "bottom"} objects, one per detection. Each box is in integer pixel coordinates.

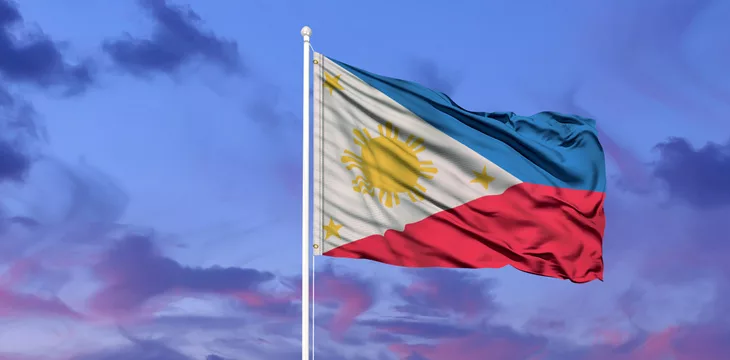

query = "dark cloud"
[
  {"left": 205, "top": 356, "right": 231, "bottom": 360},
  {"left": 0, "top": 0, "right": 94, "bottom": 94},
  {"left": 408, "top": 59, "right": 459, "bottom": 96},
  {"left": 0, "top": 138, "right": 29, "bottom": 181},
  {"left": 0, "top": 88, "right": 40, "bottom": 183},
  {"left": 88, "top": 234, "right": 275, "bottom": 316},
  {"left": 0, "top": 0, "right": 79, "bottom": 184},
  {"left": 103, "top": 0, "right": 242, "bottom": 77},
  {"left": 652, "top": 137, "right": 730, "bottom": 208}
]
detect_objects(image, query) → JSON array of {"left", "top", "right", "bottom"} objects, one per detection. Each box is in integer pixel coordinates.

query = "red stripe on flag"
[{"left": 324, "top": 183, "right": 605, "bottom": 283}]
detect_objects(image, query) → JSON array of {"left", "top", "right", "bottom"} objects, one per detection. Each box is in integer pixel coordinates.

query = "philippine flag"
[{"left": 312, "top": 53, "right": 606, "bottom": 283}]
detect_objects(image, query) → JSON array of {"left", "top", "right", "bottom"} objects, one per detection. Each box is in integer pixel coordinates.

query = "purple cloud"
[
  {"left": 0, "top": 139, "right": 29, "bottom": 182},
  {"left": 394, "top": 269, "right": 498, "bottom": 318},
  {"left": 0, "top": 87, "right": 41, "bottom": 184},
  {"left": 0, "top": 0, "right": 94, "bottom": 94},
  {"left": 103, "top": 0, "right": 242, "bottom": 77},
  {"left": 88, "top": 234, "right": 275, "bottom": 318},
  {"left": 408, "top": 60, "right": 460, "bottom": 97},
  {"left": 388, "top": 326, "right": 547, "bottom": 360},
  {"left": 364, "top": 319, "right": 474, "bottom": 340},
  {"left": 585, "top": 0, "right": 729, "bottom": 118},
  {"left": 313, "top": 265, "right": 376, "bottom": 337},
  {"left": 70, "top": 337, "right": 196, "bottom": 360},
  {"left": 0, "top": 288, "right": 80, "bottom": 319},
  {"left": 653, "top": 137, "right": 730, "bottom": 208}
]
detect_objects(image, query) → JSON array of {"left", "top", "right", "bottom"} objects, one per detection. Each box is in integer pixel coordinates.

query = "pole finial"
[{"left": 301, "top": 26, "right": 312, "bottom": 40}]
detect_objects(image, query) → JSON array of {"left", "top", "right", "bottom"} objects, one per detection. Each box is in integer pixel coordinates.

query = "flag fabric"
[{"left": 312, "top": 53, "right": 606, "bottom": 283}]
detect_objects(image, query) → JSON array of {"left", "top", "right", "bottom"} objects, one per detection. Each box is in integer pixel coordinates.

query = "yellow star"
[
  {"left": 323, "top": 218, "right": 343, "bottom": 240},
  {"left": 471, "top": 166, "right": 496, "bottom": 190},
  {"left": 324, "top": 73, "right": 344, "bottom": 95}
]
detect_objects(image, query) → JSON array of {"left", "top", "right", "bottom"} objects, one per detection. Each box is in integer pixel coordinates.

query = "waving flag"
[{"left": 311, "top": 53, "right": 606, "bottom": 283}]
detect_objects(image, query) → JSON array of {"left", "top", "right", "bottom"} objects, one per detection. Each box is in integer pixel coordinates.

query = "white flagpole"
[{"left": 300, "top": 25, "right": 312, "bottom": 360}]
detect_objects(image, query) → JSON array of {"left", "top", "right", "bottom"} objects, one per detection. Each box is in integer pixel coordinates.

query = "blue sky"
[{"left": 0, "top": 0, "right": 728, "bottom": 359}]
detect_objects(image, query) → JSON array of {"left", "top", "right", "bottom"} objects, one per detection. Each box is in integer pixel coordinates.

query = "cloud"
[
  {"left": 205, "top": 356, "right": 231, "bottom": 360},
  {"left": 272, "top": 263, "right": 378, "bottom": 339},
  {"left": 407, "top": 60, "right": 459, "bottom": 96},
  {"left": 0, "top": 138, "right": 29, "bottom": 182},
  {"left": 548, "top": 323, "right": 730, "bottom": 360},
  {"left": 652, "top": 137, "right": 730, "bottom": 208},
  {"left": 365, "top": 319, "right": 474, "bottom": 341},
  {"left": 312, "top": 264, "right": 377, "bottom": 338},
  {"left": 388, "top": 326, "right": 548, "bottom": 360},
  {"left": 377, "top": 312, "right": 730, "bottom": 360},
  {"left": 583, "top": 0, "right": 729, "bottom": 117},
  {"left": 88, "top": 234, "right": 275, "bottom": 318},
  {"left": 394, "top": 269, "right": 497, "bottom": 319},
  {"left": 0, "top": 288, "right": 80, "bottom": 319},
  {"left": 0, "top": 0, "right": 94, "bottom": 94},
  {"left": 0, "top": 158, "right": 129, "bottom": 264},
  {"left": 103, "top": 0, "right": 242, "bottom": 77},
  {"left": 70, "top": 337, "right": 195, "bottom": 360},
  {"left": 0, "top": 88, "right": 40, "bottom": 183}
]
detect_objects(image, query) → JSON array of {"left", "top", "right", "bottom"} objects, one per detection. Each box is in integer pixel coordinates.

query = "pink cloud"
[
  {"left": 0, "top": 288, "right": 80, "bottom": 319},
  {"left": 0, "top": 258, "right": 39, "bottom": 287},
  {"left": 311, "top": 265, "right": 375, "bottom": 339},
  {"left": 389, "top": 332, "right": 546, "bottom": 360}
]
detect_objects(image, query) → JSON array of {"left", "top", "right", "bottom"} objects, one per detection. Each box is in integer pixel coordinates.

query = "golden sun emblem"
[{"left": 341, "top": 122, "right": 438, "bottom": 208}]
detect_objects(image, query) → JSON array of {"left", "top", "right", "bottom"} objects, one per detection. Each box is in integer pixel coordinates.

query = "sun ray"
[
  {"left": 341, "top": 153, "right": 363, "bottom": 166},
  {"left": 407, "top": 190, "right": 425, "bottom": 201},
  {"left": 341, "top": 121, "right": 439, "bottom": 208},
  {"left": 384, "top": 192, "right": 394, "bottom": 208},
  {"left": 419, "top": 169, "right": 437, "bottom": 179},
  {"left": 343, "top": 149, "right": 363, "bottom": 161},
  {"left": 378, "top": 190, "right": 387, "bottom": 205},
  {"left": 408, "top": 138, "right": 424, "bottom": 149},
  {"left": 407, "top": 191, "right": 417, "bottom": 202},
  {"left": 419, "top": 162, "right": 439, "bottom": 177},
  {"left": 405, "top": 135, "right": 415, "bottom": 145},
  {"left": 353, "top": 129, "right": 368, "bottom": 147}
]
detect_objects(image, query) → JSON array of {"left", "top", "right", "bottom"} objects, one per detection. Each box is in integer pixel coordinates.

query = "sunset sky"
[{"left": 1, "top": 0, "right": 728, "bottom": 359}]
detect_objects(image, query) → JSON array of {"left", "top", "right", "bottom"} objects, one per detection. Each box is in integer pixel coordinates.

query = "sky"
[{"left": 0, "top": 0, "right": 728, "bottom": 359}]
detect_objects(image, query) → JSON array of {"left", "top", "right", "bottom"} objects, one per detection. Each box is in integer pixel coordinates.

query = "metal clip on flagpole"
[{"left": 300, "top": 25, "right": 312, "bottom": 360}]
